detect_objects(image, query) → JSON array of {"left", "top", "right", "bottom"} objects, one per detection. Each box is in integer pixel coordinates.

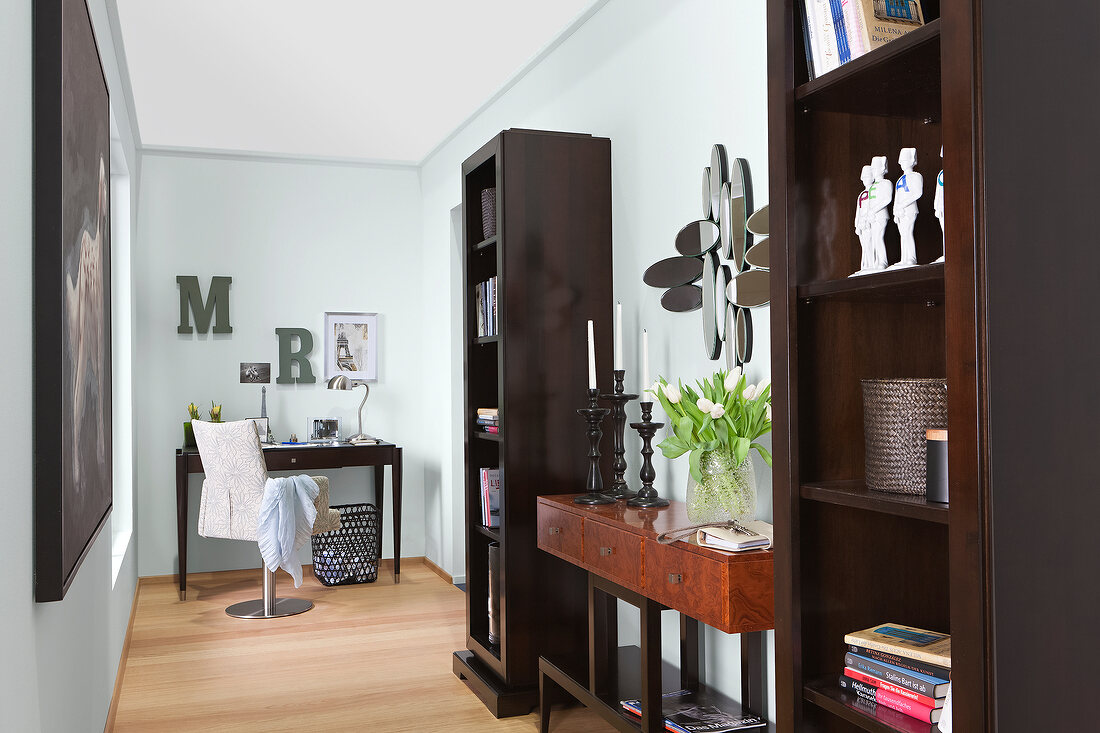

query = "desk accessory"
[
  {"left": 600, "top": 369, "right": 638, "bottom": 499},
  {"left": 627, "top": 400, "right": 669, "bottom": 508},
  {"left": 327, "top": 374, "right": 371, "bottom": 442},
  {"left": 574, "top": 388, "right": 614, "bottom": 505}
]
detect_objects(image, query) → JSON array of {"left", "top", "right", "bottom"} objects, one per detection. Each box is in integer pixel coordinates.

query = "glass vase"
[{"left": 685, "top": 448, "right": 756, "bottom": 523}]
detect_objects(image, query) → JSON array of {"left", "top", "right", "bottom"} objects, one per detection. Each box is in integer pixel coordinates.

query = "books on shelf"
[
  {"left": 845, "top": 622, "right": 951, "bottom": 669},
  {"left": 620, "top": 690, "right": 766, "bottom": 733},
  {"left": 475, "top": 407, "right": 500, "bottom": 436},
  {"left": 844, "top": 651, "right": 949, "bottom": 698},
  {"left": 843, "top": 667, "right": 943, "bottom": 709},
  {"left": 838, "top": 674, "right": 942, "bottom": 724},
  {"left": 475, "top": 276, "right": 498, "bottom": 337},
  {"left": 479, "top": 467, "right": 500, "bottom": 528},
  {"left": 800, "top": 0, "right": 925, "bottom": 79}
]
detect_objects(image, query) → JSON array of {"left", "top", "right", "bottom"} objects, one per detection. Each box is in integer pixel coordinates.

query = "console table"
[
  {"left": 535, "top": 495, "right": 774, "bottom": 732},
  {"left": 175, "top": 441, "right": 402, "bottom": 599}
]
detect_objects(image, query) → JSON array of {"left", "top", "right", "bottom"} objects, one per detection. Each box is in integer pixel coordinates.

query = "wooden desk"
[
  {"left": 536, "top": 495, "right": 774, "bottom": 732},
  {"left": 175, "top": 442, "right": 402, "bottom": 598}
]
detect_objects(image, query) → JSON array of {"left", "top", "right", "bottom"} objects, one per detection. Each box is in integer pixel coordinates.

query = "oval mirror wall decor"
[
  {"left": 643, "top": 256, "right": 704, "bottom": 288},
  {"left": 675, "top": 220, "right": 720, "bottom": 257},
  {"left": 643, "top": 144, "right": 770, "bottom": 366},
  {"left": 745, "top": 237, "right": 770, "bottom": 270},
  {"left": 661, "top": 284, "right": 703, "bottom": 313}
]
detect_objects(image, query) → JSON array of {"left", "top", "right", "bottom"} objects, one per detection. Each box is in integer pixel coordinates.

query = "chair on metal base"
[{"left": 192, "top": 419, "right": 341, "bottom": 619}]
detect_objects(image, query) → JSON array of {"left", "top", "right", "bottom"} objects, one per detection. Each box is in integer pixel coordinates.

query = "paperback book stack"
[
  {"left": 839, "top": 622, "right": 950, "bottom": 725},
  {"left": 799, "top": 0, "right": 925, "bottom": 78},
  {"left": 476, "top": 407, "right": 499, "bottom": 435},
  {"left": 475, "top": 276, "right": 498, "bottom": 337},
  {"left": 479, "top": 467, "right": 500, "bottom": 528}
]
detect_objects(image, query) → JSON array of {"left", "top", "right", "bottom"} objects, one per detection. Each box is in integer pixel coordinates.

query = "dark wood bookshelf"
[
  {"left": 803, "top": 677, "right": 937, "bottom": 733},
  {"left": 796, "top": 263, "right": 944, "bottom": 302},
  {"left": 454, "top": 129, "right": 611, "bottom": 718},
  {"left": 795, "top": 19, "right": 941, "bottom": 120},
  {"left": 800, "top": 481, "right": 949, "bottom": 524}
]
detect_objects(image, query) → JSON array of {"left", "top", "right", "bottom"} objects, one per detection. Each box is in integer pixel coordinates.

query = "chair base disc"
[{"left": 226, "top": 597, "right": 314, "bottom": 619}]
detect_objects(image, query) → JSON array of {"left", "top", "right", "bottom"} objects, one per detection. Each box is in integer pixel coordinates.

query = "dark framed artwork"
[{"left": 33, "top": 0, "right": 113, "bottom": 602}]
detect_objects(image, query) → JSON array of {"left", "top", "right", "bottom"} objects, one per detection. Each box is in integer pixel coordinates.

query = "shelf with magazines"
[{"left": 454, "top": 129, "right": 612, "bottom": 718}]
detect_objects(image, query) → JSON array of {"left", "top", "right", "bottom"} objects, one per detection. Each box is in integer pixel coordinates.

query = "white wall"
[
  {"left": 418, "top": 0, "right": 774, "bottom": 718},
  {"left": 133, "top": 154, "right": 427, "bottom": 576},
  {"left": 0, "top": 0, "right": 140, "bottom": 730}
]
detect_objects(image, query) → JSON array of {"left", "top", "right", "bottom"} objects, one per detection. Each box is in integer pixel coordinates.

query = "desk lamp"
[{"left": 327, "top": 375, "right": 371, "bottom": 443}]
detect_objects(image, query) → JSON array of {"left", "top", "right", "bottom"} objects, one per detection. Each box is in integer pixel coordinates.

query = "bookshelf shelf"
[
  {"left": 473, "top": 234, "right": 498, "bottom": 251},
  {"left": 474, "top": 431, "right": 502, "bottom": 443},
  {"left": 473, "top": 334, "right": 500, "bottom": 345},
  {"left": 800, "top": 480, "right": 948, "bottom": 525},
  {"left": 473, "top": 523, "right": 501, "bottom": 542},
  {"left": 796, "top": 263, "right": 944, "bottom": 302},
  {"left": 803, "top": 677, "right": 936, "bottom": 733},
  {"left": 795, "top": 19, "right": 941, "bottom": 120}
]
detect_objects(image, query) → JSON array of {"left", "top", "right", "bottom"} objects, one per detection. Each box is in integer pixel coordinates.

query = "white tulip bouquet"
[{"left": 648, "top": 367, "right": 773, "bottom": 483}]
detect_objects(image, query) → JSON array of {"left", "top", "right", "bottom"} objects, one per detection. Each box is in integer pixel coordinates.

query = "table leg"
[
  {"left": 392, "top": 447, "right": 402, "bottom": 583},
  {"left": 373, "top": 461, "right": 386, "bottom": 579},
  {"left": 639, "top": 597, "right": 663, "bottom": 733},
  {"left": 680, "top": 614, "right": 701, "bottom": 692},
  {"left": 539, "top": 667, "right": 554, "bottom": 733},
  {"left": 588, "top": 574, "right": 618, "bottom": 698},
  {"left": 176, "top": 453, "right": 188, "bottom": 601},
  {"left": 740, "top": 630, "right": 764, "bottom": 715}
]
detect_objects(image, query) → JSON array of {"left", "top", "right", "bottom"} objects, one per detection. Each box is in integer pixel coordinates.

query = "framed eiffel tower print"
[{"left": 324, "top": 312, "right": 378, "bottom": 381}]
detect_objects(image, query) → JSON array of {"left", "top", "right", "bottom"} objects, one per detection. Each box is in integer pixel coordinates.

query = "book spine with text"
[
  {"left": 798, "top": 1, "right": 817, "bottom": 78},
  {"left": 838, "top": 676, "right": 940, "bottom": 723},
  {"left": 854, "top": 0, "right": 924, "bottom": 51},
  {"left": 847, "top": 643, "right": 950, "bottom": 680},
  {"left": 840, "top": 0, "right": 866, "bottom": 58},
  {"left": 844, "top": 652, "right": 948, "bottom": 697},
  {"left": 843, "top": 667, "right": 942, "bottom": 708},
  {"left": 844, "top": 628, "right": 950, "bottom": 668},
  {"left": 812, "top": 0, "right": 840, "bottom": 73},
  {"left": 827, "top": 0, "right": 852, "bottom": 63}
]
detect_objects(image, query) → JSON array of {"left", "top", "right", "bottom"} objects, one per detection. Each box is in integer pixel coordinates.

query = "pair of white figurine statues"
[{"left": 851, "top": 146, "right": 945, "bottom": 276}]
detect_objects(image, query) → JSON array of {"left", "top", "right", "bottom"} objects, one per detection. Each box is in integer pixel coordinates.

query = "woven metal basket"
[
  {"left": 311, "top": 503, "right": 380, "bottom": 586},
  {"left": 481, "top": 187, "right": 497, "bottom": 240},
  {"left": 861, "top": 378, "right": 947, "bottom": 495}
]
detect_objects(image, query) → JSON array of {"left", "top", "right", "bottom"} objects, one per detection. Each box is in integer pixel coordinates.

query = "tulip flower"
[
  {"left": 697, "top": 397, "right": 714, "bottom": 413},
  {"left": 756, "top": 378, "right": 771, "bottom": 395},
  {"left": 766, "top": 403, "right": 772, "bottom": 421},
  {"left": 743, "top": 384, "right": 757, "bottom": 400},
  {"left": 724, "top": 367, "right": 742, "bottom": 391},
  {"left": 664, "top": 383, "right": 681, "bottom": 404},
  {"left": 710, "top": 403, "right": 726, "bottom": 419}
]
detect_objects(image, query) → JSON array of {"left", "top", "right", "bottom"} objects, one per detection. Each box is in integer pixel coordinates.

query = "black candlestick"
[
  {"left": 627, "top": 401, "right": 669, "bottom": 508},
  {"left": 574, "top": 388, "right": 614, "bottom": 505},
  {"left": 600, "top": 369, "right": 638, "bottom": 500}
]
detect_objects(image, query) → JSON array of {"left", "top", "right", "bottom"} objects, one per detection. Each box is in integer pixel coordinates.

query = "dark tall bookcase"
[
  {"left": 768, "top": 1, "right": 1098, "bottom": 731},
  {"left": 452, "top": 129, "right": 613, "bottom": 717}
]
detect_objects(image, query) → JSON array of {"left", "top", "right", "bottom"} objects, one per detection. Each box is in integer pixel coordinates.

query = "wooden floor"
[{"left": 110, "top": 561, "right": 613, "bottom": 732}]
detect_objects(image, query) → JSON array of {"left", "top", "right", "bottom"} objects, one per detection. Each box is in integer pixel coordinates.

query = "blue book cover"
[
  {"left": 828, "top": 0, "right": 852, "bottom": 64},
  {"left": 845, "top": 652, "right": 950, "bottom": 698}
]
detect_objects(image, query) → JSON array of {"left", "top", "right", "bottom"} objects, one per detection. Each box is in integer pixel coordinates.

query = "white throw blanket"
[{"left": 257, "top": 475, "right": 319, "bottom": 587}]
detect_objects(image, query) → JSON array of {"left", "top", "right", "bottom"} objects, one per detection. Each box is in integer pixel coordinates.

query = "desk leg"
[
  {"left": 373, "top": 463, "right": 386, "bottom": 579},
  {"left": 392, "top": 447, "right": 402, "bottom": 583},
  {"left": 588, "top": 574, "right": 618, "bottom": 698},
  {"left": 740, "top": 630, "right": 764, "bottom": 716},
  {"left": 680, "top": 614, "right": 701, "bottom": 692},
  {"left": 176, "top": 453, "right": 188, "bottom": 601},
  {"left": 639, "top": 597, "right": 663, "bottom": 733}
]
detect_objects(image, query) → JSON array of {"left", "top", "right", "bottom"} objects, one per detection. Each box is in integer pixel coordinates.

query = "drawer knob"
[
  {"left": 547, "top": 527, "right": 561, "bottom": 535},
  {"left": 291, "top": 458, "right": 297, "bottom": 464},
  {"left": 599, "top": 546, "right": 614, "bottom": 556},
  {"left": 668, "top": 573, "right": 683, "bottom": 584}
]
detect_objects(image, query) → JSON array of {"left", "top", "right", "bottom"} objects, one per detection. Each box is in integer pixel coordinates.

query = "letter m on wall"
[{"left": 177, "top": 275, "right": 232, "bottom": 334}]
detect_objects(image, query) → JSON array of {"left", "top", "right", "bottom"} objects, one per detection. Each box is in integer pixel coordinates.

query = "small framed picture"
[
  {"left": 307, "top": 416, "right": 341, "bottom": 442},
  {"left": 240, "top": 362, "right": 271, "bottom": 384},
  {"left": 245, "top": 417, "right": 270, "bottom": 443},
  {"left": 324, "top": 312, "right": 378, "bottom": 381}
]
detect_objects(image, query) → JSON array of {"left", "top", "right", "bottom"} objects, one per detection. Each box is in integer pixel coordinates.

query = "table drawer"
[
  {"left": 537, "top": 504, "right": 583, "bottom": 563},
  {"left": 583, "top": 520, "right": 641, "bottom": 588},
  {"left": 264, "top": 450, "right": 338, "bottom": 472},
  {"left": 644, "top": 538, "right": 727, "bottom": 628}
]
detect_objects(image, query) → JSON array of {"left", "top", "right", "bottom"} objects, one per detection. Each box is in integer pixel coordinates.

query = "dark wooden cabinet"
[
  {"left": 768, "top": 1, "right": 1099, "bottom": 731},
  {"left": 452, "top": 129, "right": 614, "bottom": 717}
]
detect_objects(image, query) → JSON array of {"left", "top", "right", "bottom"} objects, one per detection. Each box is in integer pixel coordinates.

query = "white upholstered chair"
[{"left": 192, "top": 419, "right": 341, "bottom": 618}]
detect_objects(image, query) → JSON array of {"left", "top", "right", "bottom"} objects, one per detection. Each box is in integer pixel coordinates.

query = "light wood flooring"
[{"left": 109, "top": 561, "right": 613, "bottom": 732}]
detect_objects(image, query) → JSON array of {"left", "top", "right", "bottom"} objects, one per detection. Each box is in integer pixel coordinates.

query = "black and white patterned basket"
[
  {"left": 481, "top": 187, "right": 497, "bottom": 240},
  {"left": 311, "top": 503, "right": 380, "bottom": 586},
  {"left": 862, "top": 378, "right": 948, "bottom": 495}
]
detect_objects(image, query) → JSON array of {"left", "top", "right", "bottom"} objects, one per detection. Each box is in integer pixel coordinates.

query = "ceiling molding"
[
  {"left": 418, "top": 0, "right": 611, "bottom": 167},
  {"left": 141, "top": 144, "right": 419, "bottom": 171}
]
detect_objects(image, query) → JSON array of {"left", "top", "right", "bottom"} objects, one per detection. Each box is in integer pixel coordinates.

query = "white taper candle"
[
  {"left": 587, "top": 320, "right": 596, "bottom": 389},
  {"left": 614, "top": 302, "right": 623, "bottom": 370},
  {"left": 642, "top": 329, "right": 649, "bottom": 393}
]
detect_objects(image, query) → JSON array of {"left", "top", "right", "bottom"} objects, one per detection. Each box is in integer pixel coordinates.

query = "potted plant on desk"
[
  {"left": 183, "top": 402, "right": 200, "bottom": 448},
  {"left": 650, "top": 367, "right": 772, "bottom": 523}
]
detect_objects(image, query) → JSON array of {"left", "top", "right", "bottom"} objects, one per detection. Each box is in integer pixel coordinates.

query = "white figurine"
[
  {"left": 850, "top": 165, "right": 875, "bottom": 277},
  {"left": 889, "top": 147, "right": 922, "bottom": 269},
  {"left": 933, "top": 145, "right": 944, "bottom": 263},
  {"left": 867, "top": 156, "right": 892, "bottom": 271}
]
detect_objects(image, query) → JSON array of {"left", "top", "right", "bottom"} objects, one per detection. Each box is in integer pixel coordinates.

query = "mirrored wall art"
[
  {"left": 701, "top": 166, "right": 713, "bottom": 220},
  {"left": 745, "top": 237, "right": 770, "bottom": 270},
  {"left": 701, "top": 251, "right": 720, "bottom": 359},
  {"left": 747, "top": 204, "right": 770, "bottom": 237},
  {"left": 643, "top": 256, "right": 704, "bottom": 288},
  {"left": 674, "top": 220, "right": 720, "bottom": 257},
  {"left": 727, "top": 269, "right": 771, "bottom": 308},
  {"left": 661, "top": 284, "right": 703, "bottom": 312}
]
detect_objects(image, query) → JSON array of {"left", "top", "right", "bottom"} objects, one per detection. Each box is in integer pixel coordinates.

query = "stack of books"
[
  {"left": 475, "top": 276, "right": 498, "bottom": 337},
  {"left": 476, "top": 407, "right": 499, "bottom": 434},
  {"left": 839, "top": 622, "right": 950, "bottom": 725},
  {"left": 799, "top": 0, "right": 925, "bottom": 79},
  {"left": 479, "top": 467, "right": 500, "bottom": 528}
]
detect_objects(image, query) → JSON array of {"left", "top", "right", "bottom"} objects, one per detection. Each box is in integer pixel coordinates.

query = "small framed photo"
[
  {"left": 307, "top": 417, "right": 341, "bottom": 442},
  {"left": 324, "top": 312, "right": 378, "bottom": 381},
  {"left": 240, "top": 362, "right": 271, "bottom": 384},
  {"left": 245, "top": 417, "right": 270, "bottom": 443}
]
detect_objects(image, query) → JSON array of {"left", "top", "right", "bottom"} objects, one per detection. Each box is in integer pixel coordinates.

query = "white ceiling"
[{"left": 116, "top": 1, "right": 600, "bottom": 165}]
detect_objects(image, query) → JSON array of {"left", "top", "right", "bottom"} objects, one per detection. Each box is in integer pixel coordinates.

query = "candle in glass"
[{"left": 587, "top": 320, "right": 596, "bottom": 389}]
